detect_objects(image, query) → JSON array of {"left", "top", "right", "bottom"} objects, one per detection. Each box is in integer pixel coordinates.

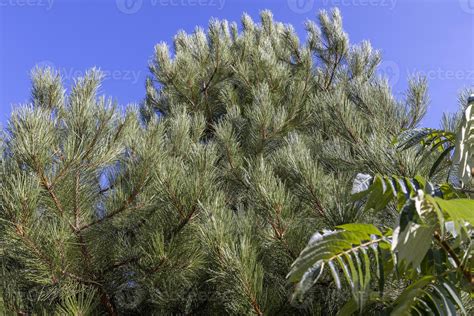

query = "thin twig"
[{"left": 434, "top": 232, "right": 473, "bottom": 285}]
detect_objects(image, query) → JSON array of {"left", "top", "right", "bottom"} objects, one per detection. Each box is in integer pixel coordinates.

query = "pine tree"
[{"left": 0, "top": 9, "right": 438, "bottom": 315}]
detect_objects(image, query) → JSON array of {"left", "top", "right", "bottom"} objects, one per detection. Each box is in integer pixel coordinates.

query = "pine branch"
[
  {"left": 72, "top": 172, "right": 119, "bottom": 315},
  {"left": 100, "top": 291, "right": 118, "bottom": 316},
  {"left": 38, "top": 167, "right": 64, "bottom": 217},
  {"left": 243, "top": 281, "right": 263, "bottom": 316},
  {"left": 169, "top": 204, "right": 198, "bottom": 239},
  {"left": 325, "top": 51, "right": 341, "bottom": 90},
  {"left": 13, "top": 223, "right": 99, "bottom": 287},
  {"left": 161, "top": 74, "right": 197, "bottom": 108},
  {"left": 78, "top": 171, "right": 148, "bottom": 231},
  {"left": 101, "top": 256, "right": 140, "bottom": 275}
]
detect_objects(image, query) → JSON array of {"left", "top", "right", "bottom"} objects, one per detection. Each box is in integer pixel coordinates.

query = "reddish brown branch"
[
  {"left": 78, "top": 187, "right": 141, "bottom": 231},
  {"left": 434, "top": 232, "right": 473, "bottom": 285}
]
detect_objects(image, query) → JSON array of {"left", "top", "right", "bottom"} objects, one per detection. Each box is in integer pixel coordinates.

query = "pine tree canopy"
[{"left": 1, "top": 8, "right": 472, "bottom": 315}]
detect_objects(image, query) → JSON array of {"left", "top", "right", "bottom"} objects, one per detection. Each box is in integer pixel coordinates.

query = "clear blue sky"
[{"left": 1, "top": 0, "right": 473, "bottom": 127}]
